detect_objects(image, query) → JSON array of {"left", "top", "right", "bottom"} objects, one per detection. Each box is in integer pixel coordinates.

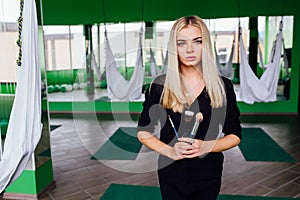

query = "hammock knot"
[
  {"left": 279, "top": 20, "right": 283, "bottom": 31},
  {"left": 16, "top": 0, "right": 25, "bottom": 67}
]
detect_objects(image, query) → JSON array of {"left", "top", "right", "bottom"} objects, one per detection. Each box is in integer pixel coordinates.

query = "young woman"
[{"left": 137, "top": 15, "right": 242, "bottom": 200}]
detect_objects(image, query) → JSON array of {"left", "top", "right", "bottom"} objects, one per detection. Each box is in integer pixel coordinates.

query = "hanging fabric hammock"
[
  {"left": 161, "top": 47, "right": 168, "bottom": 74},
  {"left": 283, "top": 44, "right": 291, "bottom": 77},
  {"left": 89, "top": 52, "right": 105, "bottom": 81},
  {"left": 149, "top": 45, "right": 164, "bottom": 78},
  {"left": 258, "top": 41, "right": 267, "bottom": 70},
  {"left": 105, "top": 27, "right": 145, "bottom": 101},
  {"left": 283, "top": 48, "right": 291, "bottom": 77},
  {"left": 0, "top": 0, "right": 42, "bottom": 193},
  {"left": 149, "top": 45, "right": 158, "bottom": 78},
  {"left": 239, "top": 21, "right": 283, "bottom": 104},
  {"left": 214, "top": 39, "right": 235, "bottom": 80},
  {"left": 258, "top": 37, "right": 288, "bottom": 74}
]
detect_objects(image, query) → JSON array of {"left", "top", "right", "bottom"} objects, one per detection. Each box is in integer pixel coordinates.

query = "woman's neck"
[
  {"left": 180, "top": 64, "right": 205, "bottom": 105},
  {"left": 180, "top": 64, "right": 202, "bottom": 81}
]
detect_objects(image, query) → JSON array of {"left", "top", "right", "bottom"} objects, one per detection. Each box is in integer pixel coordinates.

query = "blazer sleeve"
[
  {"left": 222, "top": 77, "right": 242, "bottom": 139},
  {"left": 137, "top": 75, "right": 165, "bottom": 133}
]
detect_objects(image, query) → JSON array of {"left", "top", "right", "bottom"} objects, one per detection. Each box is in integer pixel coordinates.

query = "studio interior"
[{"left": 0, "top": 0, "right": 299, "bottom": 199}]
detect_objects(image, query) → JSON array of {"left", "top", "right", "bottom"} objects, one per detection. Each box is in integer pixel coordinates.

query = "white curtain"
[
  {"left": 239, "top": 22, "right": 283, "bottom": 104},
  {"left": 0, "top": 0, "right": 42, "bottom": 193},
  {"left": 105, "top": 28, "right": 145, "bottom": 101}
]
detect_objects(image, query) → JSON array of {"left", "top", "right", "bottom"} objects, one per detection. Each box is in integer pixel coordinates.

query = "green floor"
[{"left": 90, "top": 126, "right": 295, "bottom": 162}]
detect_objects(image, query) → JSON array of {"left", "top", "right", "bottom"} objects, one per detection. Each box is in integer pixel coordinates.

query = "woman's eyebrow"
[
  {"left": 177, "top": 36, "right": 202, "bottom": 41},
  {"left": 193, "top": 37, "right": 202, "bottom": 40}
]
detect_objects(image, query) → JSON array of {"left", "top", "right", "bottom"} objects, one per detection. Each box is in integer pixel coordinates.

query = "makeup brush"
[
  {"left": 168, "top": 115, "right": 179, "bottom": 139},
  {"left": 189, "top": 112, "right": 203, "bottom": 143}
]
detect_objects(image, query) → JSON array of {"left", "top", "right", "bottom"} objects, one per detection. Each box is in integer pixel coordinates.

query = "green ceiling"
[{"left": 36, "top": 0, "right": 298, "bottom": 25}]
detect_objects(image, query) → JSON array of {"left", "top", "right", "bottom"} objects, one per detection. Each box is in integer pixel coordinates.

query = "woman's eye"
[
  {"left": 177, "top": 42, "right": 186, "bottom": 47},
  {"left": 194, "top": 40, "right": 202, "bottom": 45}
]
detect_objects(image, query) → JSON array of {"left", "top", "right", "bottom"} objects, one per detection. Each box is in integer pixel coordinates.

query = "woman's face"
[{"left": 177, "top": 25, "right": 202, "bottom": 68}]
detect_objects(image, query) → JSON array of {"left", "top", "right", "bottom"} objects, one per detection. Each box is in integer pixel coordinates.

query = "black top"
[{"left": 137, "top": 74, "right": 242, "bottom": 183}]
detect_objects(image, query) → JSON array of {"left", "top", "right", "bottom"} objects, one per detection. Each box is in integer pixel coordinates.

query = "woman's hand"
[
  {"left": 168, "top": 146, "right": 185, "bottom": 160},
  {"left": 170, "top": 139, "right": 194, "bottom": 160},
  {"left": 176, "top": 134, "right": 241, "bottom": 159},
  {"left": 169, "top": 138, "right": 206, "bottom": 159},
  {"left": 176, "top": 137, "right": 212, "bottom": 158}
]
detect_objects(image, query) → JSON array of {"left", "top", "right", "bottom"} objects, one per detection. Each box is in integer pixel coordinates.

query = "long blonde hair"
[{"left": 161, "top": 15, "right": 225, "bottom": 112}]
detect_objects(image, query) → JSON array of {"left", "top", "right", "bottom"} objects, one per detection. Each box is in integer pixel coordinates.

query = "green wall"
[{"left": 36, "top": 0, "right": 297, "bottom": 25}]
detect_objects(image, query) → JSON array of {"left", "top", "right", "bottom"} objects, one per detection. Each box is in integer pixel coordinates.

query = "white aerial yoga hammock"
[
  {"left": 258, "top": 38, "right": 288, "bottom": 72},
  {"left": 149, "top": 45, "right": 164, "bottom": 78},
  {"left": 214, "top": 39, "right": 235, "bottom": 80},
  {"left": 239, "top": 20, "right": 283, "bottom": 104},
  {"left": 105, "top": 27, "right": 145, "bottom": 101},
  {"left": 149, "top": 46, "right": 158, "bottom": 78},
  {"left": 0, "top": 0, "right": 42, "bottom": 193},
  {"left": 258, "top": 41, "right": 267, "bottom": 70},
  {"left": 283, "top": 46, "right": 290, "bottom": 77},
  {"left": 90, "top": 52, "right": 104, "bottom": 81},
  {"left": 161, "top": 47, "right": 168, "bottom": 73}
]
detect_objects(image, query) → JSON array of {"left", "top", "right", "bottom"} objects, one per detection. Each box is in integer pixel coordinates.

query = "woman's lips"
[{"left": 185, "top": 56, "right": 196, "bottom": 61}]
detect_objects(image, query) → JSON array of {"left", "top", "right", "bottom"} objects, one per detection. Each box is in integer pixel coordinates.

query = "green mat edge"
[
  {"left": 238, "top": 127, "right": 296, "bottom": 162},
  {"left": 91, "top": 127, "right": 142, "bottom": 160},
  {"left": 100, "top": 184, "right": 300, "bottom": 200}
]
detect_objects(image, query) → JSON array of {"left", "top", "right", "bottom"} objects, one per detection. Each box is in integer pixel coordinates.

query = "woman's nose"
[{"left": 186, "top": 42, "right": 194, "bottom": 53}]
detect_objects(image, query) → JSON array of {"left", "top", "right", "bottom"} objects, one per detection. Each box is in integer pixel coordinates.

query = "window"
[
  {"left": 0, "top": 0, "right": 19, "bottom": 83},
  {"left": 43, "top": 26, "right": 85, "bottom": 71},
  {"left": 205, "top": 17, "right": 249, "bottom": 64}
]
